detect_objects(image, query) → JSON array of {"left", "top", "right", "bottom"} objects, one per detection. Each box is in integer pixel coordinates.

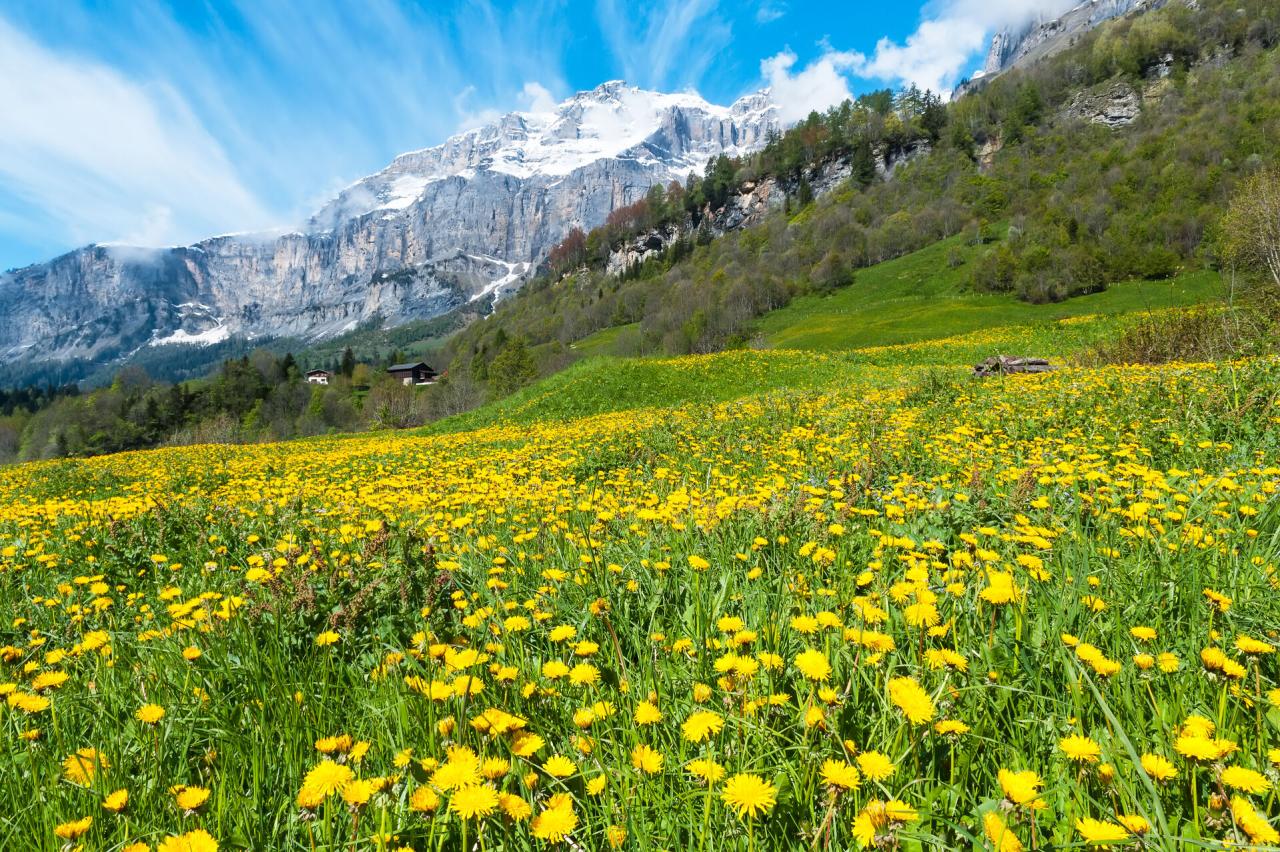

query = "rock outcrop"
[
  {"left": 603, "top": 143, "right": 929, "bottom": 277},
  {"left": 1061, "top": 80, "right": 1143, "bottom": 127}
]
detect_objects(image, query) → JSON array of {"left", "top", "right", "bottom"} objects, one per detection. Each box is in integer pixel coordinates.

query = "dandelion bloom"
[
  {"left": 634, "top": 700, "right": 662, "bottom": 725},
  {"left": 983, "top": 811, "right": 1023, "bottom": 852},
  {"left": 852, "top": 800, "right": 918, "bottom": 848},
  {"left": 682, "top": 710, "right": 725, "bottom": 743},
  {"left": 1116, "top": 815, "right": 1149, "bottom": 835},
  {"left": 157, "top": 829, "right": 218, "bottom": 852},
  {"left": 301, "top": 760, "right": 354, "bottom": 798},
  {"left": 856, "top": 751, "right": 895, "bottom": 782},
  {"left": 314, "top": 631, "right": 340, "bottom": 647},
  {"left": 543, "top": 755, "right": 576, "bottom": 778},
  {"left": 136, "top": 704, "right": 166, "bottom": 724},
  {"left": 54, "top": 816, "right": 93, "bottom": 840},
  {"left": 449, "top": 785, "right": 499, "bottom": 820},
  {"left": 341, "top": 779, "right": 376, "bottom": 807},
  {"left": 409, "top": 787, "right": 439, "bottom": 812},
  {"left": 63, "top": 748, "right": 109, "bottom": 786},
  {"left": 1234, "top": 634, "right": 1273, "bottom": 655},
  {"left": 998, "top": 769, "right": 1045, "bottom": 809},
  {"left": 887, "top": 677, "right": 935, "bottom": 724},
  {"left": 721, "top": 773, "right": 778, "bottom": 819},
  {"left": 1058, "top": 734, "right": 1102, "bottom": 763},
  {"left": 1220, "top": 765, "right": 1271, "bottom": 794},
  {"left": 935, "top": 719, "right": 970, "bottom": 736},
  {"left": 819, "top": 759, "right": 860, "bottom": 790},
  {"left": 182, "top": 646, "right": 203, "bottom": 661},
  {"left": 1174, "top": 735, "right": 1224, "bottom": 762},
  {"left": 794, "top": 648, "right": 832, "bottom": 681},
  {"left": 511, "top": 732, "right": 545, "bottom": 757},
  {"left": 498, "top": 792, "right": 531, "bottom": 821},
  {"left": 1140, "top": 753, "right": 1177, "bottom": 782},
  {"left": 175, "top": 786, "right": 211, "bottom": 811},
  {"left": 102, "top": 789, "right": 129, "bottom": 813},
  {"left": 568, "top": 663, "right": 599, "bottom": 686},
  {"left": 1231, "top": 796, "right": 1280, "bottom": 845},
  {"left": 531, "top": 795, "right": 578, "bottom": 843},
  {"left": 1075, "top": 817, "right": 1130, "bottom": 844},
  {"left": 687, "top": 758, "right": 726, "bottom": 784},
  {"left": 630, "top": 744, "right": 663, "bottom": 774}
]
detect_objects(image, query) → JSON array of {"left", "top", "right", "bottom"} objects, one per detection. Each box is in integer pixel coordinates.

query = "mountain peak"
[{"left": 311, "top": 84, "right": 778, "bottom": 228}]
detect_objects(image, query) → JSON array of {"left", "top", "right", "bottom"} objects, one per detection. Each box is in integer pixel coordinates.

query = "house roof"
[
  {"left": 388, "top": 362, "right": 432, "bottom": 372},
  {"left": 305, "top": 369, "right": 330, "bottom": 375}
]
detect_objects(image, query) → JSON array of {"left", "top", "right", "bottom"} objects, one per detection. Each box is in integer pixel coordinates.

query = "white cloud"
[
  {"left": 760, "top": 49, "right": 858, "bottom": 123},
  {"left": 849, "top": 0, "right": 1080, "bottom": 95},
  {"left": 755, "top": 2, "right": 786, "bottom": 24},
  {"left": 454, "top": 81, "right": 560, "bottom": 131},
  {"left": 0, "top": 17, "right": 272, "bottom": 252},
  {"left": 519, "top": 82, "right": 559, "bottom": 114}
]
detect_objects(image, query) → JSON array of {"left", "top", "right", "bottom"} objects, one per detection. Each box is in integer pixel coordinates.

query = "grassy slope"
[
  {"left": 571, "top": 234, "right": 1222, "bottom": 360},
  {"left": 462, "top": 233, "right": 1224, "bottom": 433},
  {"left": 756, "top": 233, "right": 1222, "bottom": 351}
]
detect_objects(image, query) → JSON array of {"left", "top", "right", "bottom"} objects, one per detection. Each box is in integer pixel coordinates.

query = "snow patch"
[
  {"left": 150, "top": 323, "right": 230, "bottom": 347},
  {"left": 466, "top": 255, "right": 531, "bottom": 304}
]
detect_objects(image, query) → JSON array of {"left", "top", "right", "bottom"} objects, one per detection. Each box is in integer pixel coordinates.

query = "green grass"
[
  {"left": 572, "top": 324, "right": 642, "bottom": 358},
  {"left": 424, "top": 351, "right": 904, "bottom": 433},
  {"left": 755, "top": 234, "right": 1223, "bottom": 352}
]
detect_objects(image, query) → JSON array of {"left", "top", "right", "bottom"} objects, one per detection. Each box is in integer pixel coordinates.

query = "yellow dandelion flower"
[
  {"left": 681, "top": 710, "right": 725, "bottom": 743},
  {"left": 449, "top": 785, "right": 499, "bottom": 820},
  {"left": 54, "top": 816, "right": 93, "bottom": 840},
  {"left": 630, "top": 744, "right": 663, "bottom": 774},
  {"left": 887, "top": 676, "right": 935, "bottom": 724},
  {"left": 794, "top": 648, "right": 831, "bottom": 681},
  {"left": 721, "top": 773, "right": 777, "bottom": 819}
]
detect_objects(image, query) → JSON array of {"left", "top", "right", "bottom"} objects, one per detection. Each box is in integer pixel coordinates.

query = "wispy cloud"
[
  {"left": 594, "top": 0, "right": 732, "bottom": 91},
  {"left": 0, "top": 17, "right": 270, "bottom": 252},
  {"left": 755, "top": 2, "right": 787, "bottom": 24}
]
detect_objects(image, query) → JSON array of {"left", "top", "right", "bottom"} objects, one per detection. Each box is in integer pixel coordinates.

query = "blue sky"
[{"left": 0, "top": 0, "right": 1070, "bottom": 271}]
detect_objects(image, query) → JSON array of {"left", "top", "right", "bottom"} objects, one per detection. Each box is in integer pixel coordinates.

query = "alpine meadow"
[{"left": 1, "top": 0, "right": 1279, "bottom": 851}]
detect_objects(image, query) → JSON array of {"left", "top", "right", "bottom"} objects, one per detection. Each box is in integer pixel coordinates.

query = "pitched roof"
[{"left": 388, "top": 362, "right": 431, "bottom": 372}]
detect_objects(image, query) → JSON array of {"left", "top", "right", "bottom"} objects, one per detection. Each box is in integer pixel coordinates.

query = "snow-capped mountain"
[{"left": 0, "top": 82, "right": 778, "bottom": 371}]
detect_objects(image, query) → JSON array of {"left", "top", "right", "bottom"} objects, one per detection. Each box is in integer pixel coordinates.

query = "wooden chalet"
[{"left": 388, "top": 361, "right": 437, "bottom": 386}]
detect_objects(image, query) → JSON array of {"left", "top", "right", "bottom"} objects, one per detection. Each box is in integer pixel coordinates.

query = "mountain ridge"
[{"left": 0, "top": 82, "right": 779, "bottom": 376}]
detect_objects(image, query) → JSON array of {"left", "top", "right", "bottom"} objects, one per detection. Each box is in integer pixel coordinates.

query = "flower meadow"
[{"left": 1, "top": 352, "right": 1279, "bottom": 850}]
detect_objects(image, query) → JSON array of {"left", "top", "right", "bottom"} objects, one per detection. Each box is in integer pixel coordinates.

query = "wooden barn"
[{"left": 388, "top": 361, "right": 437, "bottom": 386}]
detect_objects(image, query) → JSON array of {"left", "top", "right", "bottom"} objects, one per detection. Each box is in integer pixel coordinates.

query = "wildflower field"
[{"left": 2, "top": 347, "right": 1279, "bottom": 850}]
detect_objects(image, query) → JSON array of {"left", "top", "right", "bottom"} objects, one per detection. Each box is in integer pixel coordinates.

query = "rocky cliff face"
[
  {"left": 604, "top": 142, "right": 929, "bottom": 277},
  {"left": 956, "top": 0, "right": 1169, "bottom": 97},
  {"left": 1, "top": 82, "right": 778, "bottom": 369}
]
